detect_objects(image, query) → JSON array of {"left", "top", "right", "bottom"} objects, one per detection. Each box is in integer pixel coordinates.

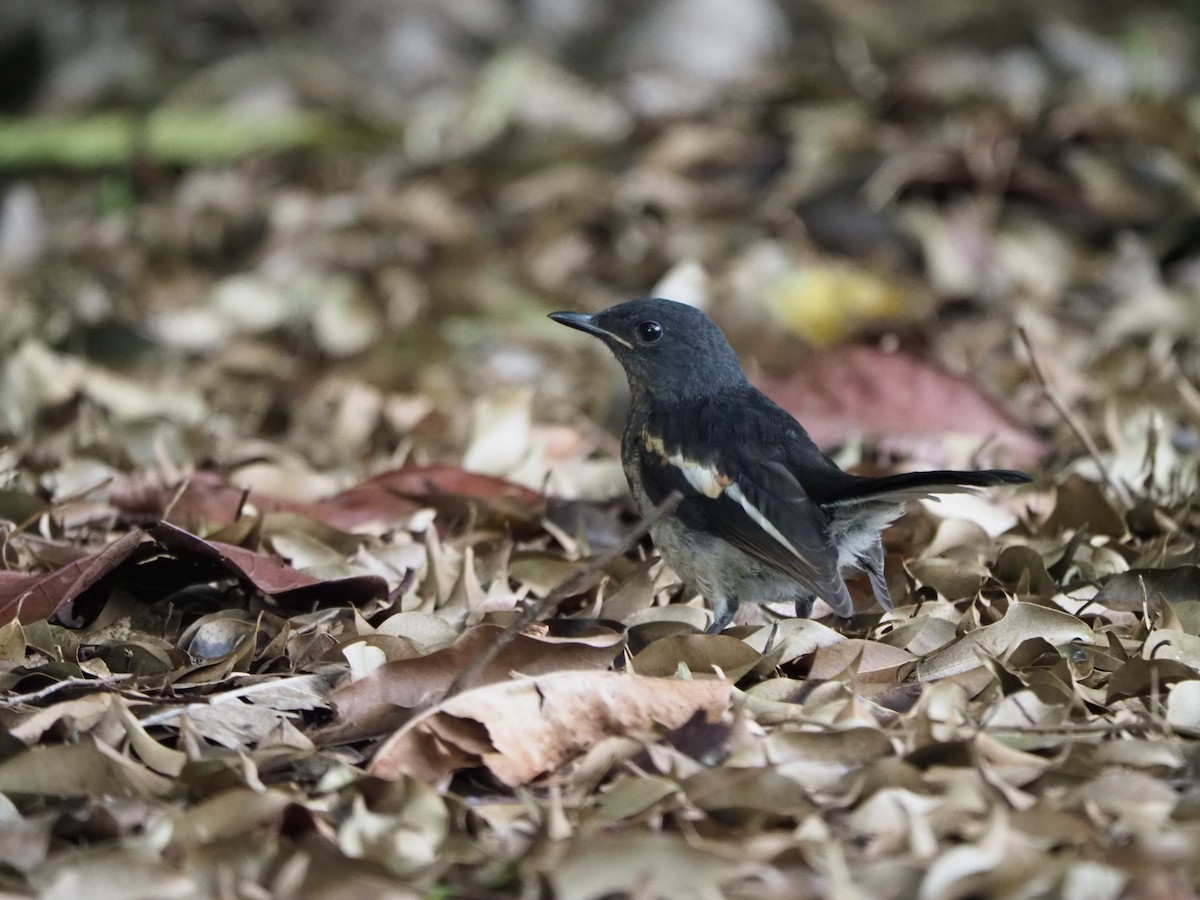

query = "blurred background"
[{"left": 1, "top": 0, "right": 1198, "bottom": 498}]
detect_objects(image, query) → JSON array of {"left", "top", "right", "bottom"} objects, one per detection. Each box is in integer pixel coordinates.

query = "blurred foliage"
[{"left": 0, "top": 0, "right": 1199, "bottom": 897}]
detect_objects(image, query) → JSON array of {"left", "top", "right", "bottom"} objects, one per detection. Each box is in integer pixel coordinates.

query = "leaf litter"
[{"left": 2, "top": 1, "right": 1200, "bottom": 897}]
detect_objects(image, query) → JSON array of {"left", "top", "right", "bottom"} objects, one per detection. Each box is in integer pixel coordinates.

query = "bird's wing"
[{"left": 638, "top": 429, "right": 853, "bottom": 616}]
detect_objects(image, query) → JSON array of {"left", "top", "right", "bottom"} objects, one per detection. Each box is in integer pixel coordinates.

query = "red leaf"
[
  {"left": 364, "top": 465, "right": 544, "bottom": 518},
  {"left": 0, "top": 531, "right": 147, "bottom": 626},
  {"left": 112, "top": 464, "right": 541, "bottom": 534},
  {"left": 755, "top": 345, "right": 1045, "bottom": 465},
  {"left": 147, "top": 522, "right": 387, "bottom": 606}
]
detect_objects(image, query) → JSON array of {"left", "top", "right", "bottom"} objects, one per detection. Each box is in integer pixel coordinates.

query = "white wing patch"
[
  {"left": 674, "top": 459, "right": 729, "bottom": 497},
  {"left": 643, "top": 432, "right": 730, "bottom": 498},
  {"left": 645, "top": 430, "right": 808, "bottom": 559},
  {"left": 725, "top": 483, "right": 806, "bottom": 560}
]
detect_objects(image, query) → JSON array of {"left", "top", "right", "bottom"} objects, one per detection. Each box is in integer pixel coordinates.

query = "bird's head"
[{"left": 549, "top": 298, "right": 746, "bottom": 401}]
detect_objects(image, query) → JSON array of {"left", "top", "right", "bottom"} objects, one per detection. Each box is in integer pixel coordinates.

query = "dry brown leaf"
[
  {"left": 166, "top": 787, "right": 293, "bottom": 853},
  {"left": 547, "top": 832, "right": 746, "bottom": 900},
  {"left": 1095, "top": 566, "right": 1200, "bottom": 614},
  {"left": 1042, "top": 475, "right": 1127, "bottom": 538},
  {"left": 629, "top": 634, "right": 762, "bottom": 681},
  {"left": 736, "top": 726, "right": 895, "bottom": 791},
  {"left": 593, "top": 774, "right": 681, "bottom": 823},
  {"left": 918, "top": 602, "right": 1094, "bottom": 681},
  {"left": 148, "top": 522, "right": 387, "bottom": 607},
  {"left": 0, "top": 531, "right": 145, "bottom": 626},
  {"left": 808, "top": 638, "right": 918, "bottom": 682},
  {"left": 329, "top": 623, "right": 624, "bottom": 739},
  {"left": 33, "top": 847, "right": 198, "bottom": 900},
  {"left": 756, "top": 346, "right": 1046, "bottom": 465},
  {"left": 368, "top": 671, "right": 731, "bottom": 786},
  {"left": 0, "top": 740, "right": 173, "bottom": 799},
  {"left": 8, "top": 5, "right": 1200, "bottom": 895}
]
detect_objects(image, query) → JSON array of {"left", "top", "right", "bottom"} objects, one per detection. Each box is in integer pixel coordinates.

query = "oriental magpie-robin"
[{"left": 550, "top": 297, "right": 1030, "bottom": 633}]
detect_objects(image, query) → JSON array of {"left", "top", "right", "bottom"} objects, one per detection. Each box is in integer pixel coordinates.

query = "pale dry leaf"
[
  {"left": 0, "top": 740, "right": 173, "bottom": 799},
  {"left": 741, "top": 617, "right": 845, "bottom": 663},
  {"left": 808, "top": 639, "right": 917, "bottom": 682},
  {"left": 344, "top": 641, "right": 388, "bottom": 681},
  {"left": 8, "top": 693, "right": 115, "bottom": 745},
  {"left": 732, "top": 726, "right": 894, "bottom": 792},
  {"left": 166, "top": 787, "right": 293, "bottom": 853},
  {"left": 368, "top": 671, "right": 731, "bottom": 786},
  {"left": 0, "top": 794, "right": 53, "bottom": 875},
  {"left": 33, "top": 848, "right": 197, "bottom": 900},
  {"left": 1143, "top": 629, "right": 1200, "bottom": 667},
  {"left": 918, "top": 603, "right": 1094, "bottom": 681},
  {"left": 117, "top": 705, "right": 188, "bottom": 777},
  {"left": 234, "top": 673, "right": 335, "bottom": 710},
  {"left": 373, "top": 612, "right": 460, "bottom": 653},
  {"left": 462, "top": 388, "right": 533, "bottom": 477},
  {"left": 548, "top": 832, "right": 746, "bottom": 900},
  {"left": 629, "top": 634, "right": 762, "bottom": 681},
  {"left": 593, "top": 774, "right": 681, "bottom": 823},
  {"left": 331, "top": 623, "right": 624, "bottom": 726},
  {"left": 180, "top": 700, "right": 297, "bottom": 750},
  {"left": 1166, "top": 680, "right": 1200, "bottom": 732},
  {"left": 337, "top": 790, "right": 448, "bottom": 878}
]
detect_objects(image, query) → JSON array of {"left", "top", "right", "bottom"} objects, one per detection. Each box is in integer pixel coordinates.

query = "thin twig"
[
  {"left": 438, "top": 491, "right": 682, "bottom": 704},
  {"left": 0, "top": 674, "right": 132, "bottom": 708},
  {"left": 981, "top": 719, "right": 1175, "bottom": 737},
  {"left": 160, "top": 474, "right": 196, "bottom": 522},
  {"left": 1017, "top": 326, "right": 1134, "bottom": 507}
]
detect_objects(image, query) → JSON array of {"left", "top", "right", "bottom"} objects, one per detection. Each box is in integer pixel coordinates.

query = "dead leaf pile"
[{"left": 2, "top": 1, "right": 1200, "bottom": 897}]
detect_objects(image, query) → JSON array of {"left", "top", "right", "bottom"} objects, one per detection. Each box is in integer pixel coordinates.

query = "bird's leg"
[
  {"left": 793, "top": 596, "right": 815, "bottom": 619},
  {"left": 859, "top": 538, "right": 893, "bottom": 611},
  {"left": 707, "top": 594, "right": 738, "bottom": 634}
]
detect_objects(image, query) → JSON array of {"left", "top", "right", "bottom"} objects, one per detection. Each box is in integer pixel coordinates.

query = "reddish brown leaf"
[
  {"left": 304, "top": 487, "right": 422, "bottom": 532},
  {"left": 325, "top": 624, "right": 624, "bottom": 742},
  {"left": 363, "top": 465, "right": 545, "bottom": 527},
  {"left": 147, "top": 522, "right": 387, "bottom": 606},
  {"left": 111, "top": 471, "right": 257, "bottom": 530},
  {"left": 113, "top": 470, "right": 407, "bottom": 534},
  {"left": 112, "top": 464, "right": 541, "bottom": 534},
  {"left": 755, "top": 345, "right": 1045, "bottom": 465},
  {"left": 0, "top": 531, "right": 147, "bottom": 626}
]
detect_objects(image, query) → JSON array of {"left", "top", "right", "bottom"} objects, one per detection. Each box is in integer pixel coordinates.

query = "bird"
[{"left": 549, "top": 297, "right": 1031, "bottom": 633}]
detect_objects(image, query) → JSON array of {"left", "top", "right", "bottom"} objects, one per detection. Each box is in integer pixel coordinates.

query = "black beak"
[{"left": 548, "top": 311, "right": 607, "bottom": 338}]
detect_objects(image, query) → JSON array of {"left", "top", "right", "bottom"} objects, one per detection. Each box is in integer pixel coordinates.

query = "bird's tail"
[{"left": 832, "top": 469, "right": 1031, "bottom": 505}]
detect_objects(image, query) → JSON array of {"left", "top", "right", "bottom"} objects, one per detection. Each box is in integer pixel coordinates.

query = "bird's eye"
[{"left": 635, "top": 321, "right": 663, "bottom": 344}]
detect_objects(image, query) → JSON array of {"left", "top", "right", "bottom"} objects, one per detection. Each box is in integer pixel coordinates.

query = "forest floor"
[{"left": 0, "top": 1, "right": 1199, "bottom": 897}]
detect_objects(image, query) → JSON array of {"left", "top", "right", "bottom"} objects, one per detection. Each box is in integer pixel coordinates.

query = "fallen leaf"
[
  {"left": 1042, "top": 475, "right": 1127, "bottom": 538},
  {"left": 327, "top": 624, "right": 624, "bottom": 740},
  {"left": 630, "top": 634, "right": 762, "bottom": 681},
  {"left": 368, "top": 671, "right": 731, "bottom": 785},
  {"left": 807, "top": 638, "right": 918, "bottom": 682},
  {"left": 548, "top": 832, "right": 745, "bottom": 900},
  {"left": 1094, "top": 565, "right": 1200, "bottom": 614},
  {"left": 148, "top": 521, "right": 387, "bottom": 607},
  {"left": 735, "top": 726, "right": 895, "bottom": 791},
  {"left": 756, "top": 345, "right": 1045, "bottom": 465},
  {"left": 0, "top": 530, "right": 146, "bottom": 626},
  {"left": 767, "top": 262, "right": 929, "bottom": 346},
  {"left": 0, "top": 740, "right": 173, "bottom": 798},
  {"left": 918, "top": 602, "right": 1094, "bottom": 681}
]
